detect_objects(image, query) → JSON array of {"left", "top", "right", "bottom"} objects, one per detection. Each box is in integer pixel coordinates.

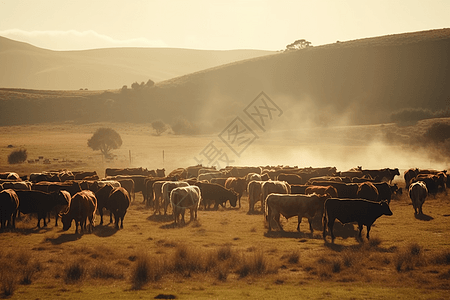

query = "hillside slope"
[
  {"left": 0, "top": 36, "right": 274, "bottom": 90},
  {"left": 137, "top": 28, "right": 450, "bottom": 128},
  {"left": 0, "top": 29, "right": 449, "bottom": 129}
]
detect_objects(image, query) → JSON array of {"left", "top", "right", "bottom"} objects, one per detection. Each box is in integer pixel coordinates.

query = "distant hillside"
[
  {"left": 0, "top": 29, "right": 449, "bottom": 129},
  {"left": 0, "top": 36, "right": 274, "bottom": 90}
]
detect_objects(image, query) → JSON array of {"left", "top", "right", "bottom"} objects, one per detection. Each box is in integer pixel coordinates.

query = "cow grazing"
[
  {"left": 411, "top": 174, "right": 439, "bottom": 195},
  {"left": 1, "top": 181, "right": 32, "bottom": 191},
  {"left": 53, "top": 190, "right": 71, "bottom": 226},
  {"left": 60, "top": 190, "right": 97, "bottom": 234},
  {"left": 277, "top": 173, "right": 303, "bottom": 185},
  {"left": 261, "top": 181, "right": 291, "bottom": 216},
  {"left": 170, "top": 186, "right": 201, "bottom": 224},
  {"left": 373, "top": 182, "right": 393, "bottom": 203},
  {"left": 356, "top": 182, "right": 379, "bottom": 202},
  {"left": 409, "top": 181, "right": 428, "bottom": 215},
  {"left": 322, "top": 198, "right": 393, "bottom": 243},
  {"left": 0, "top": 189, "right": 19, "bottom": 229},
  {"left": 95, "top": 185, "right": 115, "bottom": 225},
  {"left": 247, "top": 181, "right": 263, "bottom": 212},
  {"left": 404, "top": 168, "right": 419, "bottom": 189},
  {"left": 162, "top": 181, "right": 190, "bottom": 215},
  {"left": 108, "top": 187, "right": 131, "bottom": 229},
  {"left": 195, "top": 182, "right": 238, "bottom": 210},
  {"left": 16, "top": 190, "right": 70, "bottom": 228},
  {"left": 225, "top": 177, "right": 247, "bottom": 208},
  {"left": 117, "top": 178, "right": 135, "bottom": 202},
  {"left": 266, "top": 193, "right": 328, "bottom": 233}
]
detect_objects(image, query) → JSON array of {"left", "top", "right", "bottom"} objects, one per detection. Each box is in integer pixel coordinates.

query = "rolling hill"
[
  {"left": 0, "top": 28, "right": 449, "bottom": 130},
  {"left": 0, "top": 36, "right": 274, "bottom": 90}
]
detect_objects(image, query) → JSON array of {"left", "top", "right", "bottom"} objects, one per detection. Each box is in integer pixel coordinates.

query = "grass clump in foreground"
[
  {"left": 130, "top": 243, "right": 276, "bottom": 289},
  {"left": 395, "top": 243, "right": 426, "bottom": 272}
]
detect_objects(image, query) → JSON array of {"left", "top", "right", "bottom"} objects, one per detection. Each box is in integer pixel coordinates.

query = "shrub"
[
  {"left": 236, "top": 251, "right": 268, "bottom": 278},
  {"left": 1, "top": 267, "right": 17, "bottom": 296},
  {"left": 7, "top": 148, "right": 27, "bottom": 164},
  {"left": 171, "top": 118, "right": 200, "bottom": 135},
  {"left": 64, "top": 260, "right": 85, "bottom": 283},
  {"left": 395, "top": 243, "right": 426, "bottom": 272}
]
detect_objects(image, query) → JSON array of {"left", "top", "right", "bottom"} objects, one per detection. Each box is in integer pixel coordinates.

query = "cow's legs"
[
  {"left": 308, "top": 217, "right": 314, "bottom": 234},
  {"left": 296, "top": 216, "right": 302, "bottom": 232},
  {"left": 357, "top": 223, "right": 364, "bottom": 240},
  {"left": 366, "top": 225, "right": 371, "bottom": 240}
]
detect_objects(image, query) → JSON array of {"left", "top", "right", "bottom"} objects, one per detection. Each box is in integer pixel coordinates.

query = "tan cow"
[
  {"left": 170, "top": 186, "right": 201, "bottom": 224},
  {"left": 247, "top": 180, "right": 264, "bottom": 212},
  {"left": 162, "top": 181, "right": 189, "bottom": 215},
  {"left": 262, "top": 181, "right": 291, "bottom": 218},
  {"left": 225, "top": 177, "right": 246, "bottom": 208},
  {"left": 60, "top": 190, "right": 97, "bottom": 234}
]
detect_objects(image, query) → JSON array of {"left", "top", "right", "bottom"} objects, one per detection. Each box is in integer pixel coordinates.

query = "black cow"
[
  {"left": 195, "top": 182, "right": 238, "bottom": 210},
  {"left": 16, "top": 190, "right": 69, "bottom": 228},
  {"left": 0, "top": 189, "right": 19, "bottom": 229},
  {"left": 322, "top": 198, "right": 393, "bottom": 243}
]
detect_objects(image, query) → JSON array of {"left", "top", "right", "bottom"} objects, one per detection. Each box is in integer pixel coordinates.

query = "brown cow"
[
  {"left": 277, "top": 173, "right": 303, "bottom": 185},
  {"left": 266, "top": 193, "right": 328, "bottom": 233},
  {"left": 225, "top": 177, "right": 247, "bottom": 208},
  {"left": 60, "top": 190, "right": 97, "bottom": 234},
  {"left": 305, "top": 185, "right": 338, "bottom": 198},
  {"left": 409, "top": 181, "right": 427, "bottom": 215},
  {"left": 0, "top": 189, "right": 19, "bottom": 229},
  {"left": 356, "top": 182, "right": 379, "bottom": 202},
  {"left": 247, "top": 181, "right": 263, "bottom": 212}
]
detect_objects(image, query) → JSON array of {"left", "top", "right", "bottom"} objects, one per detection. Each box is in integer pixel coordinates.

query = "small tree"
[
  {"left": 87, "top": 128, "right": 122, "bottom": 159},
  {"left": 151, "top": 120, "right": 167, "bottom": 136},
  {"left": 7, "top": 149, "right": 27, "bottom": 164},
  {"left": 285, "top": 39, "right": 312, "bottom": 51}
]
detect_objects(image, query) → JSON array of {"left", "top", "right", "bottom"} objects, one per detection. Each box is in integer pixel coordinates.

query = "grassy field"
[{"left": 1, "top": 123, "right": 450, "bottom": 299}]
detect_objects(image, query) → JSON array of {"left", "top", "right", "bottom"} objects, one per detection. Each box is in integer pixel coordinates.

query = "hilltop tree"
[
  {"left": 151, "top": 120, "right": 167, "bottom": 136},
  {"left": 285, "top": 39, "right": 312, "bottom": 51},
  {"left": 87, "top": 127, "right": 122, "bottom": 159}
]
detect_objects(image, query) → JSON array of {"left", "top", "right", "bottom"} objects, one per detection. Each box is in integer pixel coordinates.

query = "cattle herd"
[{"left": 0, "top": 165, "right": 447, "bottom": 243}]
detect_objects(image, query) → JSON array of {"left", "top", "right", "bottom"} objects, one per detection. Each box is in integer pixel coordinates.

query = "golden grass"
[{"left": 0, "top": 123, "right": 450, "bottom": 299}]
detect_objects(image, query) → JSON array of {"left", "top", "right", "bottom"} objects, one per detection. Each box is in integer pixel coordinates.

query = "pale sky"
[{"left": 0, "top": 0, "right": 449, "bottom": 51}]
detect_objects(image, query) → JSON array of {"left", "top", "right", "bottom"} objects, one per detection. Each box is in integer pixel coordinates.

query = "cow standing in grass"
[
  {"left": 60, "top": 190, "right": 97, "bottom": 234},
  {"left": 0, "top": 189, "right": 19, "bottom": 229},
  {"left": 170, "top": 186, "right": 201, "bottom": 224},
  {"left": 266, "top": 193, "right": 328, "bottom": 233},
  {"left": 409, "top": 181, "right": 428, "bottom": 215},
  {"left": 322, "top": 198, "right": 393, "bottom": 243}
]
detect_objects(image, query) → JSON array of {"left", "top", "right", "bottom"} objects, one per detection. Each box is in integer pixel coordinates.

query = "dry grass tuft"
[
  {"left": 395, "top": 243, "right": 427, "bottom": 272},
  {"left": 236, "top": 251, "right": 270, "bottom": 278},
  {"left": 91, "top": 262, "right": 124, "bottom": 280},
  {"left": 1, "top": 264, "right": 17, "bottom": 296},
  {"left": 64, "top": 260, "right": 86, "bottom": 283}
]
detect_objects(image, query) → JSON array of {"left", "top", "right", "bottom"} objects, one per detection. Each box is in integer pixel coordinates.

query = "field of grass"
[{"left": 1, "top": 122, "right": 450, "bottom": 299}]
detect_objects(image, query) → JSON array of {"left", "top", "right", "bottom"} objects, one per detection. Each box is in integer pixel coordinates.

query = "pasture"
[{"left": 1, "top": 123, "right": 450, "bottom": 299}]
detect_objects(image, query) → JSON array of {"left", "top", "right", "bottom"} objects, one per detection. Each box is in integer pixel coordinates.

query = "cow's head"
[
  {"left": 60, "top": 213, "right": 72, "bottom": 231},
  {"left": 229, "top": 190, "right": 238, "bottom": 207},
  {"left": 380, "top": 201, "right": 393, "bottom": 216}
]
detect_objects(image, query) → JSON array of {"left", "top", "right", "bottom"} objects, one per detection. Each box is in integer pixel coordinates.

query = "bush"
[
  {"left": 64, "top": 260, "right": 85, "bottom": 283},
  {"left": 171, "top": 118, "right": 200, "bottom": 135},
  {"left": 395, "top": 243, "right": 426, "bottom": 272},
  {"left": 7, "top": 148, "right": 27, "bottom": 164}
]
